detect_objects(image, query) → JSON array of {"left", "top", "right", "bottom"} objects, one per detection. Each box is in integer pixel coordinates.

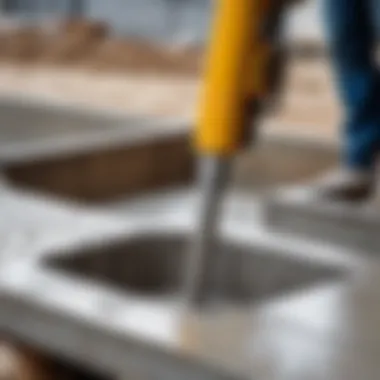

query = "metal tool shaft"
[
  {"left": 184, "top": 156, "right": 231, "bottom": 306},
  {"left": 185, "top": 0, "right": 287, "bottom": 308}
]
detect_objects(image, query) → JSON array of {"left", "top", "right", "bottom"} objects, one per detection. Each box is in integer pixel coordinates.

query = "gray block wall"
[{"left": 0, "top": 0, "right": 325, "bottom": 44}]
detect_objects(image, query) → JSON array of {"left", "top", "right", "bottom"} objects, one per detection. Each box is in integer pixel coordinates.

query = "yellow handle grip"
[{"left": 195, "top": 0, "right": 271, "bottom": 155}]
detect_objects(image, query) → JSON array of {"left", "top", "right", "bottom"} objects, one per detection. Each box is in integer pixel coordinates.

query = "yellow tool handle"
[{"left": 195, "top": 0, "right": 272, "bottom": 156}]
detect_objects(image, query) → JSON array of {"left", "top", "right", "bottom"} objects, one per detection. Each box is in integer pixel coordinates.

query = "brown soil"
[
  {"left": 86, "top": 38, "right": 203, "bottom": 76},
  {"left": 0, "top": 18, "right": 203, "bottom": 75},
  {"left": 42, "top": 19, "right": 108, "bottom": 64},
  {"left": 0, "top": 27, "right": 48, "bottom": 63},
  {"left": 0, "top": 18, "right": 327, "bottom": 79}
]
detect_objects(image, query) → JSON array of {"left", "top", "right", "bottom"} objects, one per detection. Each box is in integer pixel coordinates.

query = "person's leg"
[
  {"left": 324, "top": 0, "right": 380, "bottom": 170},
  {"left": 308, "top": 0, "right": 380, "bottom": 201}
]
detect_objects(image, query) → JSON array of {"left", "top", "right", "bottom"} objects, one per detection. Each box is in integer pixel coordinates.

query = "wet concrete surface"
[{"left": 1, "top": 187, "right": 377, "bottom": 380}]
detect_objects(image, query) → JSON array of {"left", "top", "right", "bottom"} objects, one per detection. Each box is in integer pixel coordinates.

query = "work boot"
[{"left": 307, "top": 167, "right": 375, "bottom": 202}]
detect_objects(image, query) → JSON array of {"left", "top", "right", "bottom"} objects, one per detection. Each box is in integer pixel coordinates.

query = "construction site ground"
[
  {"left": 0, "top": 19, "right": 341, "bottom": 380},
  {"left": 0, "top": 59, "right": 341, "bottom": 142}
]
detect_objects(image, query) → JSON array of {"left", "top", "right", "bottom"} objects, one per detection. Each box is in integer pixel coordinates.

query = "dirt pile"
[
  {"left": 43, "top": 19, "right": 108, "bottom": 64},
  {"left": 87, "top": 38, "right": 202, "bottom": 75},
  {"left": 0, "top": 18, "right": 203, "bottom": 75},
  {"left": 89, "top": 38, "right": 176, "bottom": 73},
  {"left": 0, "top": 26, "right": 47, "bottom": 62}
]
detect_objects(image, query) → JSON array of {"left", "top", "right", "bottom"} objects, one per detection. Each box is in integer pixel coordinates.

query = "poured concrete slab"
[
  {"left": 0, "top": 189, "right": 358, "bottom": 380},
  {"left": 264, "top": 186, "right": 380, "bottom": 255},
  {"left": 0, "top": 96, "right": 193, "bottom": 202}
]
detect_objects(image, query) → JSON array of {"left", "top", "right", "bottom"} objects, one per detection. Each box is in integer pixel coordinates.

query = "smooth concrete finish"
[
  {"left": 264, "top": 186, "right": 380, "bottom": 255},
  {"left": 0, "top": 188, "right": 364, "bottom": 380},
  {"left": 0, "top": 96, "right": 193, "bottom": 201}
]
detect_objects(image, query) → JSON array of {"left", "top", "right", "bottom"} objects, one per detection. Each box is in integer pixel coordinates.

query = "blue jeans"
[{"left": 324, "top": 0, "right": 380, "bottom": 169}]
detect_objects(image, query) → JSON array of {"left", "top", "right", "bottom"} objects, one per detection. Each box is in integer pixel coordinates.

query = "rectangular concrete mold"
[
  {"left": 0, "top": 189, "right": 353, "bottom": 380},
  {"left": 0, "top": 97, "right": 193, "bottom": 201},
  {"left": 47, "top": 234, "right": 341, "bottom": 306},
  {"left": 0, "top": 234, "right": 346, "bottom": 380}
]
